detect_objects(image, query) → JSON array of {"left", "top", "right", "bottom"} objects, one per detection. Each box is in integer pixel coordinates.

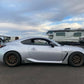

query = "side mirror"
[{"left": 49, "top": 42, "right": 55, "bottom": 47}]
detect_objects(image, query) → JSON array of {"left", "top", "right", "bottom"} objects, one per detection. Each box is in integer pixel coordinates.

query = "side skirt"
[{"left": 26, "top": 58, "right": 62, "bottom": 63}]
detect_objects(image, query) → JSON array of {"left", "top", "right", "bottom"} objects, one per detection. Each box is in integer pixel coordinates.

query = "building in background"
[{"left": 47, "top": 28, "right": 84, "bottom": 42}]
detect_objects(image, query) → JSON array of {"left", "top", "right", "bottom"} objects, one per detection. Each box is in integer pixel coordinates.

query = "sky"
[{"left": 0, "top": 0, "right": 84, "bottom": 38}]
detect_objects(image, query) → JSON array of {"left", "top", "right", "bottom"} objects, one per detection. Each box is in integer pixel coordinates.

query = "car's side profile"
[{"left": 0, "top": 37, "right": 84, "bottom": 67}]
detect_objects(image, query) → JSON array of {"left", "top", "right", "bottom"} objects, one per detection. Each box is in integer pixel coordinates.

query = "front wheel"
[
  {"left": 68, "top": 52, "right": 84, "bottom": 67},
  {"left": 3, "top": 51, "right": 21, "bottom": 67}
]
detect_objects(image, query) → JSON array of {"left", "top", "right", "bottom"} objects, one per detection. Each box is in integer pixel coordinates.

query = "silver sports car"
[{"left": 0, "top": 37, "right": 84, "bottom": 67}]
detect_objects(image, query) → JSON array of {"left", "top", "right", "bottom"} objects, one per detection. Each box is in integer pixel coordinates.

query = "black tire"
[
  {"left": 3, "top": 51, "right": 21, "bottom": 67},
  {"left": 68, "top": 52, "right": 84, "bottom": 67}
]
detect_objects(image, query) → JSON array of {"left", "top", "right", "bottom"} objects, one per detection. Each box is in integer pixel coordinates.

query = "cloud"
[
  {"left": 0, "top": 22, "right": 52, "bottom": 37},
  {"left": 51, "top": 23, "right": 83, "bottom": 30},
  {"left": 0, "top": 0, "right": 84, "bottom": 37},
  {"left": 0, "top": 0, "right": 84, "bottom": 25},
  {"left": 63, "top": 17, "right": 84, "bottom": 22},
  {"left": 0, "top": 22, "right": 83, "bottom": 37}
]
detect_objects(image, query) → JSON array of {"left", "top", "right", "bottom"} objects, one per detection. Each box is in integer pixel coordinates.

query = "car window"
[
  {"left": 32, "top": 39, "right": 49, "bottom": 45},
  {"left": 21, "top": 38, "right": 50, "bottom": 46},
  {"left": 21, "top": 39, "right": 32, "bottom": 44}
]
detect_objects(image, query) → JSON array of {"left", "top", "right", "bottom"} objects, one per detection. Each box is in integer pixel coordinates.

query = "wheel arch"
[
  {"left": 3, "top": 50, "right": 22, "bottom": 63},
  {"left": 68, "top": 51, "right": 84, "bottom": 65},
  {"left": 68, "top": 51, "right": 84, "bottom": 58}
]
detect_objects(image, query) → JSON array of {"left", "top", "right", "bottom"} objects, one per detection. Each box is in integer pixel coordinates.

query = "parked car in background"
[{"left": 0, "top": 37, "right": 84, "bottom": 67}]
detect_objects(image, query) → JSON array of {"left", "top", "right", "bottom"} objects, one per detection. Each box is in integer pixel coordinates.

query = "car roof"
[{"left": 18, "top": 36, "right": 49, "bottom": 41}]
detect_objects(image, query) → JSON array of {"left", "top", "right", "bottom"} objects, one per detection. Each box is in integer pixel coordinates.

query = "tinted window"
[
  {"left": 56, "top": 32, "right": 65, "bottom": 36},
  {"left": 47, "top": 31, "right": 53, "bottom": 34},
  {"left": 21, "top": 39, "right": 32, "bottom": 44},
  {"left": 21, "top": 38, "right": 50, "bottom": 46},
  {"left": 74, "top": 32, "right": 81, "bottom": 37}
]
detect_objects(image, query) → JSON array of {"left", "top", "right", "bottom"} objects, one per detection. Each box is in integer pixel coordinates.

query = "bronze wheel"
[
  {"left": 68, "top": 52, "right": 84, "bottom": 67},
  {"left": 6, "top": 54, "right": 17, "bottom": 65},
  {"left": 72, "top": 55, "right": 81, "bottom": 64},
  {"left": 4, "top": 51, "right": 21, "bottom": 67}
]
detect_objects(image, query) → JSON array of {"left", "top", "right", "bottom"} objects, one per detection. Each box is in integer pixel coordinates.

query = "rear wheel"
[
  {"left": 68, "top": 52, "right": 84, "bottom": 67},
  {"left": 3, "top": 51, "right": 21, "bottom": 67}
]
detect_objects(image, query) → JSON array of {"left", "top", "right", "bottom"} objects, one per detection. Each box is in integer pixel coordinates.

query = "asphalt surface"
[{"left": 0, "top": 63, "right": 84, "bottom": 84}]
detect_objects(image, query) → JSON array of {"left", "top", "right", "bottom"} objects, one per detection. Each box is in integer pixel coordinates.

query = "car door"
[{"left": 27, "top": 38, "right": 66, "bottom": 61}]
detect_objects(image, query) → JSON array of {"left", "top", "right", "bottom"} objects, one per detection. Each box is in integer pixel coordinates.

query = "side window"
[
  {"left": 74, "top": 32, "right": 81, "bottom": 37},
  {"left": 33, "top": 39, "right": 48, "bottom": 45},
  {"left": 21, "top": 38, "right": 51, "bottom": 46},
  {"left": 56, "top": 32, "right": 65, "bottom": 36},
  {"left": 21, "top": 39, "right": 32, "bottom": 44}
]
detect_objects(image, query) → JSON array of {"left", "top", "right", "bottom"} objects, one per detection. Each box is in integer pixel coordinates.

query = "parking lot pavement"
[{"left": 0, "top": 63, "right": 84, "bottom": 84}]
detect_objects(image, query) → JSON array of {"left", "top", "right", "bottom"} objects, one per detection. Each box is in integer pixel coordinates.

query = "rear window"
[{"left": 21, "top": 39, "right": 32, "bottom": 44}]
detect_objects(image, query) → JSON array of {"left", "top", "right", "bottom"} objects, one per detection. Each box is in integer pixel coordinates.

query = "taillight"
[{"left": 0, "top": 45, "right": 6, "bottom": 48}]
